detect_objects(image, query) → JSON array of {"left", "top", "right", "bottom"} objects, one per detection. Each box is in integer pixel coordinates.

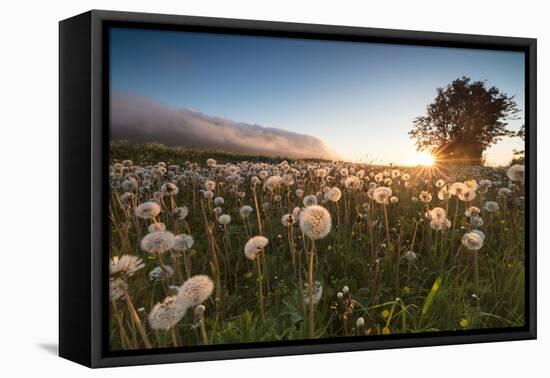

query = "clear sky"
[{"left": 110, "top": 28, "right": 525, "bottom": 166}]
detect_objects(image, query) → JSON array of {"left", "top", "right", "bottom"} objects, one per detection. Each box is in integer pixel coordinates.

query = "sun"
[{"left": 411, "top": 151, "right": 436, "bottom": 167}]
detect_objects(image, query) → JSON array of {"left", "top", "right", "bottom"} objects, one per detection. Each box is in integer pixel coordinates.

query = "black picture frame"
[{"left": 59, "top": 9, "right": 537, "bottom": 368}]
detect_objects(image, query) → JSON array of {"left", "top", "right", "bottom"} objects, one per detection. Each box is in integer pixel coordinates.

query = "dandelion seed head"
[
  {"left": 484, "top": 201, "right": 500, "bottom": 213},
  {"left": 178, "top": 275, "right": 215, "bottom": 307},
  {"left": 507, "top": 164, "right": 525, "bottom": 183},
  {"left": 281, "top": 214, "right": 295, "bottom": 227},
  {"left": 244, "top": 236, "right": 269, "bottom": 260},
  {"left": 299, "top": 205, "right": 332, "bottom": 240},
  {"left": 149, "top": 265, "right": 174, "bottom": 282},
  {"left": 148, "top": 222, "right": 166, "bottom": 233},
  {"left": 218, "top": 214, "right": 231, "bottom": 225},
  {"left": 172, "top": 234, "right": 194, "bottom": 251},
  {"left": 110, "top": 254, "right": 145, "bottom": 278},
  {"left": 373, "top": 187, "right": 392, "bottom": 204},
  {"left": 148, "top": 295, "right": 189, "bottom": 331},
  {"left": 214, "top": 196, "right": 225, "bottom": 206},
  {"left": 109, "top": 278, "right": 127, "bottom": 301},
  {"left": 239, "top": 205, "right": 253, "bottom": 218},
  {"left": 462, "top": 232, "right": 484, "bottom": 250},
  {"left": 303, "top": 281, "right": 323, "bottom": 305},
  {"left": 303, "top": 194, "right": 318, "bottom": 207},
  {"left": 140, "top": 231, "right": 176, "bottom": 254},
  {"left": 135, "top": 201, "right": 161, "bottom": 219}
]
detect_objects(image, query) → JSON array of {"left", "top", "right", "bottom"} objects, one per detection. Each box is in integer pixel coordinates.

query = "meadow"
[{"left": 108, "top": 141, "right": 526, "bottom": 350}]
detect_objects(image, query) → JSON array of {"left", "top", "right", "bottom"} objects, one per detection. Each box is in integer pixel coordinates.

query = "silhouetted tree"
[{"left": 409, "top": 77, "right": 519, "bottom": 165}]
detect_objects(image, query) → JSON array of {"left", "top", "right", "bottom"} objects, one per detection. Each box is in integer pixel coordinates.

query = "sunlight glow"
[{"left": 411, "top": 151, "right": 436, "bottom": 167}]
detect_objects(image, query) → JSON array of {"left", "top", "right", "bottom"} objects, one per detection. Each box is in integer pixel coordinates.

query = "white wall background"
[{"left": 0, "top": 0, "right": 546, "bottom": 376}]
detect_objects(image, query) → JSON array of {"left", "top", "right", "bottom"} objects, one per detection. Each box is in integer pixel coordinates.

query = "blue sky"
[{"left": 110, "top": 28, "right": 525, "bottom": 165}]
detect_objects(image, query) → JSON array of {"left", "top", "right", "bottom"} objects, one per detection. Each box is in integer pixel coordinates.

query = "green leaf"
[{"left": 422, "top": 275, "right": 443, "bottom": 316}]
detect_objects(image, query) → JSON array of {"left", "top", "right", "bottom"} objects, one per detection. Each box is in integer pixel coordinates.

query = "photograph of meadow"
[{"left": 108, "top": 28, "right": 526, "bottom": 351}]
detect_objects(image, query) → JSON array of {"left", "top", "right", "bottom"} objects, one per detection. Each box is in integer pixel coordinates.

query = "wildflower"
[
  {"left": 244, "top": 236, "right": 269, "bottom": 260},
  {"left": 390, "top": 196, "right": 399, "bottom": 204},
  {"left": 419, "top": 191, "right": 432, "bottom": 203},
  {"left": 458, "top": 189, "right": 476, "bottom": 202},
  {"left": 465, "top": 206, "right": 481, "bottom": 217},
  {"left": 172, "top": 234, "right": 194, "bottom": 251},
  {"left": 429, "top": 207, "right": 447, "bottom": 223},
  {"left": 507, "top": 164, "right": 525, "bottom": 183},
  {"left": 403, "top": 250, "right": 417, "bottom": 262},
  {"left": 177, "top": 275, "right": 214, "bottom": 307},
  {"left": 214, "top": 196, "right": 224, "bottom": 206},
  {"left": 135, "top": 201, "right": 161, "bottom": 219},
  {"left": 470, "top": 215, "right": 484, "bottom": 227},
  {"left": 121, "top": 177, "right": 138, "bottom": 192},
  {"left": 148, "top": 295, "right": 189, "bottom": 331},
  {"left": 110, "top": 254, "right": 145, "bottom": 278},
  {"left": 281, "top": 214, "right": 295, "bottom": 227},
  {"left": 218, "top": 214, "right": 231, "bottom": 225},
  {"left": 161, "top": 182, "right": 179, "bottom": 196},
  {"left": 498, "top": 187, "right": 512, "bottom": 197},
  {"left": 206, "top": 158, "right": 217, "bottom": 167},
  {"left": 435, "top": 179, "right": 445, "bottom": 187},
  {"left": 281, "top": 174, "right": 295, "bottom": 186},
  {"left": 438, "top": 186, "right": 452, "bottom": 201},
  {"left": 344, "top": 176, "right": 361, "bottom": 190},
  {"left": 109, "top": 278, "right": 127, "bottom": 301},
  {"left": 430, "top": 218, "right": 451, "bottom": 231},
  {"left": 303, "top": 194, "right": 318, "bottom": 207},
  {"left": 295, "top": 189, "right": 304, "bottom": 198},
  {"left": 484, "top": 201, "right": 500, "bottom": 213},
  {"left": 174, "top": 206, "right": 189, "bottom": 220},
  {"left": 303, "top": 281, "right": 323, "bottom": 305},
  {"left": 239, "top": 205, "right": 253, "bottom": 218},
  {"left": 148, "top": 222, "right": 166, "bottom": 233},
  {"left": 299, "top": 205, "right": 332, "bottom": 240},
  {"left": 373, "top": 187, "right": 392, "bottom": 204},
  {"left": 204, "top": 180, "right": 216, "bottom": 191},
  {"left": 464, "top": 179, "right": 479, "bottom": 191},
  {"left": 265, "top": 175, "right": 282, "bottom": 191},
  {"left": 203, "top": 190, "right": 214, "bottom": 200},
  {"left": 141, "top": 231, "right": 175, "bottom": 254},
  {"left": 149, "top": 265, "right": 174, "bottom": 282},
  {"left": 461, "top": 232, "right": 484, "bottom": 250},
  {"left": 449, "top": 182, "right": 468, "bottom": 197},
  {"left": 325, "top": 187, "right": 342, "bottom": 202}
]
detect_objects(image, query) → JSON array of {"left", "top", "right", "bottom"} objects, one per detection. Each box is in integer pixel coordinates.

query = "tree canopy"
[{"left": 409, "top": 77, "right": 519, "bottom": 165}]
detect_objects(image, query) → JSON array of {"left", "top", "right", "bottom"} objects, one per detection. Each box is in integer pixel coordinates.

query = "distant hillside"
[
  {"left": 111, "top": 92, "right": 339, "bottom": 161},
  {"left": 109, "top": 141, "right": 334, "bottom": 166}
]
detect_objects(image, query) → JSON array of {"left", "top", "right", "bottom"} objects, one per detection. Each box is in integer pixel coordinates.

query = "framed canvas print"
[{"left": 59, "top": 10, "right": 537, "bottom": 368}]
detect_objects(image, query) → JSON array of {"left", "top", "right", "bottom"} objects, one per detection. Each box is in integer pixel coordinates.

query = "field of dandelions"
[{"left": 109, "top": 142, "right": 526, "bottom": 350}]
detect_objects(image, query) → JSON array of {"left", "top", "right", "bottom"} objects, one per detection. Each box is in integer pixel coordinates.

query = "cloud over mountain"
[{"left": 111, "top": 92, "right": 339, "bottom": 160}]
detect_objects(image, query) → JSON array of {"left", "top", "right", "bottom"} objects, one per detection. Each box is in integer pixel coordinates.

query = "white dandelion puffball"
[
  {"left": 282, "top": 173, "right": 295, "bottom": 186},
  {"left": 390, "top": 196, "right": 399, "bottom": 204},
  {"left": 303, "top": 194, "right": 318, "bottom": 207},
  {"left": 265, "top": 175, "right": 282, "bottom": 191},
  {"left": 344, "top": 176, "right": 361, "bottom": 190},
  {"left": 161, "top": 182, "right": 179, "bottom": 196},
  {"left": 244, "top": 236, "right": 269, "bottom": 260},
  {"left": 484, "top": 201, "right": 500, "bottom": 213},
  {"left": 110, "top": 254, "right": 145, "bottom": 277},
  {"left": 373, "top": 187, "right": 392, "bottom": 204},
  {"left": 470, "top": 215, "right": 484, "bottom": 227},
  {"left": 449, "top": 182, "right": 468, "bottom": 197},
  {"left": 148, "top": 295, "right": 189, "bottom": 331},
  {"left": 218, "top": 214, "right": 231, "bottom": 225},
  {"left": 438, "top": 186, "right": 452, "bottom": 201},
  {"left": 430, "top": 218, "right": 451, "bottom": 231},
  {"left": 292, "top": 207, "right": 301, "bottom": 219},
  {"left": 148, "top": 222, "right": 166, "bottom": 233},
  {"left": 472, "top": 229, "right": 486, "bottom": 241},
  {"left": 465, "top": 206, "right": 481, "bottom": 217},
  {"left": 458, "top": 188, "right": 476, "bottom": 202},
  {"left": 295, "top": 189, "right": 304, "bottom": 198},
  {"left": 303, "top": 281, "right": 323, "bottom": 305},
  {"left": 135, "top": 201, "right": 161, "bottom": 219},
  {"left": 239, "top": 205, "right": 253, "bottom": 218},
  {"left": 110, "top": 278, "right": 127, "bottom": 301},
  {"left": 299, "top": 205, "right": 332, "bottom": 240},
  {"left": 356, "top": 317, "right": 365, "bottom": 328},
  {"left": 172, "top": 234, "right": 194, "bottom": 251},
  {"left": 419, "top": 191, "right": 432, "bottom": 203},
  {"left": 404, "top": 250, "right": 418, "bottom": 262},
  {"left": 327, "top": 187, "right": 342, "bottom": 202},
  {"left": 204, "top": 180, "right": 216, "bottom": 191},
  {"left": 149, "top": 265, "right": 174, "bottom": 282},
  {"left": 214, "top": 196, "right": 225, "bottom": 206},
  {"left": 141, "top": 231, "right": 175, "bottom": 254},
  {"left": 174, "top": 206, "right": 189, "bottom": 220},
  {"left": 203, "top": 190, "right": 214, "bottom": 200},
  {"left": 206, "top": 158, "right": 217, "bottom": 167},
  {"left": 429, "top": 207, "right": 447, "bottom": 222},
  {"left": 498, "top": 187, "right": 512, "bottom": 198},
  {"left": 281, "top": 214, "right": 295, "bottom": 227},
  {"left": 461, "top": 232, "right": 484, "bottom": 251},
  {"left": 435, "top": 179, "right": 445, "bottom": 188},
  {"left": 464, "top": 179, "right": 479, "bottom": 191},
  {"left": 177, "top": 275, "right": 214, "bottom": 307},
  {"left": 507, "top": 164, "right": 525, "bottom": 182}
]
